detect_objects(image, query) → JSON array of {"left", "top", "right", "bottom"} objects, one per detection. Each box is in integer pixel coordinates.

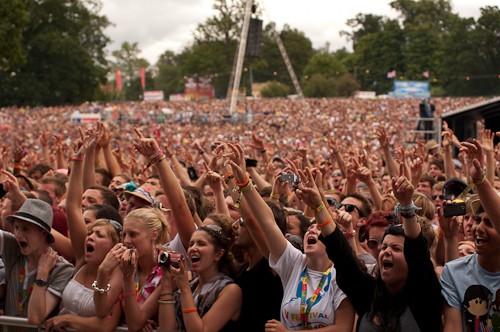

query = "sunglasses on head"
[
  {"left": 366, "top": 238, "right": 383, "bottom": 250},
  {"left": 340, "top": 203, "right": 360, "bottom": 213},
  {"left": 151, "top": 202, "right": 171, "bottom": 212},
  {"left": 326, "top": 197, "right": 341, "bottom": 209}
]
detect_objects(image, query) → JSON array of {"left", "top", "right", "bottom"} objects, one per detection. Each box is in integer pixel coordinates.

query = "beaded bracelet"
[
  {"left": 91, "top": 280, "right": 111, "bottom": 293},
  {"left": 343, "top": 229, "right": 357, "bottom": 239}
]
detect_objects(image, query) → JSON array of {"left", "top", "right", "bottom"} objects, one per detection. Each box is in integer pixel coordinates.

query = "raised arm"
[
  {"left": 461, "top": 139, "right": 500, "bottom": 234},
  {"left": 82, "top": 123, "right": 102, "bottom": 189},
  {"left": 66, "top": 127, "right": 94, "bottom": 266},
  {"left": 99, "top": 125, "right": 121, "bottom": 177},
  {"left": 479, "top": 129, "right": 496, "bottom": 185},
  {"left": 204, "top": 164, "right": 230, "bottom": 218},
  {"left": 442, "top": 129, "right": 457, "bottom": 179},
  {"left": 391, "top": 163, "right": 421, "bottom": 239},
  {"left": 134, "top": 128, "right": 196, "bottom": 249},
  {"left": 376, "top": 126, "right": 399, "bottom": 179},
  {"left": 227, "top": 143, "right": 288, "bottom": 262}
]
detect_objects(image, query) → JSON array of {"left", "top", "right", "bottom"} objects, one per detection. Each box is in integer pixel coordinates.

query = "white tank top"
[{"left": 59, "top": 267, "right": 96, "bottom": 317}]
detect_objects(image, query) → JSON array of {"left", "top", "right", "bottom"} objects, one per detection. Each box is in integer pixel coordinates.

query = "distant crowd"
[{"left": 0, "top": 96, "right": 498, "bottom": 332}]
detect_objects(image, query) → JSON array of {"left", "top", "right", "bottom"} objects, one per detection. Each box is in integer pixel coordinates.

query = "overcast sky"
[{"left": 100, "top": 0, "right": 495, "bottom": 65}]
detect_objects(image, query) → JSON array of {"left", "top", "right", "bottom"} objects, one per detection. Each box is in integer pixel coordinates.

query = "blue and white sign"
[{"left": 393, "top": 81, "right": 430, "bottom": 98}]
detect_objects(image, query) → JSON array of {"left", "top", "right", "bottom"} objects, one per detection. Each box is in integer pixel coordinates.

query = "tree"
[
  {"left": 260, "top": 80, "right": 289, "bottom": 98},
  {"left": 0, "top": 0, "right": 111, "bottom": 106},
  {"left": 155, "top": 50, "right": 184, "bottom": 98},
  {"left": 340, "top": 13, "right": 384, "bottom": 51},
  {"left": 254, "top": 24, "right": 314, "bottom": 87},
  {"left": 0, "top": 0, "right": 28, "bottom": 70}
]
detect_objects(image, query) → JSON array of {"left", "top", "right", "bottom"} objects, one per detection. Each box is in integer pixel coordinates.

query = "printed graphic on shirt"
[
  {"left": 462, "top": 285, "right": 499, "bottom": 331},
  {"left": 281, "top": 271, "right": 333, "bottom": 329}
]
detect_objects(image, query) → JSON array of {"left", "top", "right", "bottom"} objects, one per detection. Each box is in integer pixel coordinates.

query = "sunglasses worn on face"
[
  {"left": 367, "top": 238, "right": 383, "bottom": 249},
  {"left": 432, "top": 195, "right": 445, "bottom": 201},
  {"left": 340, "top": 204, "right": 360, "bottom": 213},
  {"left": 151, "top": 202, "right": 171, "bottom": 212}
]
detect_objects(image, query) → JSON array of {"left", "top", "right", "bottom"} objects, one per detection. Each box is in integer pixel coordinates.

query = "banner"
[
  {"left": 116, "top": 70, "right": 122, "bottom": 91},
  {"left": 144, "top": 90, "right": 164, "bottom": 102},
  {"left": 393, "top": 80, "right": 430, "bottom": 98},
  {"left": 140, "top": 67, "right": 146, "bottom": 90}
]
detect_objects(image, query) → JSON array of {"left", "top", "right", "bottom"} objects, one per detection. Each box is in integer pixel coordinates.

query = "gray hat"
[{"left": 7, "top": 199, "right": 55, "bottom": 244}]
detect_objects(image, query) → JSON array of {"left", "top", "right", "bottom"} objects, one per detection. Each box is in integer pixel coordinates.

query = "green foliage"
[
  {"left": 260, "top": 81, "right": 290, "bottom": 98},
  {"left": 0, "top": 0, "right": 110, "bottom": 106},
  {"left": 303, "top": 52, "right": 347, "bottom": 78},
  {"left": 303, "top": 74, "right": 335, "bottom": 97},
  {"left": 0, "top": 0, "right": 28, "bottom": 70}
]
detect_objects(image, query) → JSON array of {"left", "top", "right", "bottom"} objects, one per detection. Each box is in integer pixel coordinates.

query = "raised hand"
[
  {"left": 248, "top": 132, "right": 266, "bottom": 152},
  {"left": 375, "top": 126, "right": 389, "bottom": 147},
  {"left": 295, "top": 168, "right": 322, "bottom": 209},
  {"left": 436, "top": 205, "right": 459, "bottom": 239},
  {"left": 224, "top": 142, "right": 247, "bottom": 183},
  {"left": 133, "top": 127, "right": 161, "bottom": 158},
  {"left": 460, "top": 139, "right": 484, "bottom": 181},
  {"left": 204, "top": 162, "right": 223, "bottom": 193},
  {"left": 480, "top": 129, "right": 495, "bottom": 153},
  {"left": 391, "top": 162, "right": 413, "bottom": 206}
]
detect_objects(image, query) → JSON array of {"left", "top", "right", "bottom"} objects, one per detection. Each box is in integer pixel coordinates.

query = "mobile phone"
[
  {"left": 279, "top": 174, "right": 299, "bottom": 187},
  {"left": 245, "top": 158, "right": 258, "bottom": 168},
  {"left": 443, "top": 202, "right": 466, "bottom": 218}
]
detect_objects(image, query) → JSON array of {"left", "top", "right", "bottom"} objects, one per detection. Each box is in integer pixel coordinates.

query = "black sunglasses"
[
  {"left": 366, "top": 238, "right": 383, "bottom": 250},
  {"left": 340, "top": 203, "right": 360, "bottom": 213}
]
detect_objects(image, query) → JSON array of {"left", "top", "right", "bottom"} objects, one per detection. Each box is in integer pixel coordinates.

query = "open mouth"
[
  {"left": 86, "top": 244, "right": 95, "bottom": 253},
  {"left": 475, "top": 237, "right": 487, "bottom": 246},
  {"left": 190, "top": 255, "right": 200, "bottom": 263},
  {"left": 307, "top": 236, "right": 317, "bottom": 245},
  {"left": 19, "top": 241, "right": 28, "bottom": 248},
  {"left": 382, "top": 260, "right": 393, "bottom": 271}
]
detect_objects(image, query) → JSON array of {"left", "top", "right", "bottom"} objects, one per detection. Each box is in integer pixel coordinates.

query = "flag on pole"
[
  {"left": 422, "top": 71, "right": 429, "bottom": 78},
  {"left": 140, "top": 67, "right": 146, "bottom": 90},
  {"left": 116, "top": 70, "right": 122, "bottom": 91},
  {"left": 387, "top": 70, "right": 396, "bottom": 79}
]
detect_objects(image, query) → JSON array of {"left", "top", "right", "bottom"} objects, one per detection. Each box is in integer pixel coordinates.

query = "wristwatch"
[{"left": 34, "top": 279, "right": 49, "bottom": 287}]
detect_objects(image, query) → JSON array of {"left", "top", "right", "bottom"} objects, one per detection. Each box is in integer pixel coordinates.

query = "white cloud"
[{"left": 99, "top": 0, "right": 496, "bottom": 65}]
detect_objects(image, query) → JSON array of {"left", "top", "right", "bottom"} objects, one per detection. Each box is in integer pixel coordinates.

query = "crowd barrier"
[{"left": 0, "top": 316, "right": 129, "bottom": 331}]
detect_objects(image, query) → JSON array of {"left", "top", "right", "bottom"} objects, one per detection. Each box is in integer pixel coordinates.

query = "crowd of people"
[{"left": 0, "top": 96, "right": 498, "bottom": 332}]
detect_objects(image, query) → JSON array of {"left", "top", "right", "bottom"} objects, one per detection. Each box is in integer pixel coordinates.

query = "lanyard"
[
  {"left": 18, "top": 257, "right": 33, "bottom": 315},
  {"left": 134, "top": 272, "right": 145, "bottom": 301},
  {"left": 299, "top": 266, "right": 331, "bottom": 328}
]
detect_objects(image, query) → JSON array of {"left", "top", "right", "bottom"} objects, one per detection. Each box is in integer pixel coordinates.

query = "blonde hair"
[
  {"left": 413, "top": 192, "right": 435, "bottom": 221},
  {"left": 125, "top": 208, "right": 171, "bottom": 244}
]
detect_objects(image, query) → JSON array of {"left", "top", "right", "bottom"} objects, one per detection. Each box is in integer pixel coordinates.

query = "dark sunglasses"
[
  {"left": 326, "top": 197, "right": 341, "bottom": 209},
  {"left": 340, "top": 203, "right": 360, "bottom": 213},
  {"left": 432, "top": 195, "right": 445, "bottom": 201},
  {"left": 366, "top": 238, "right": 383, "bottom": 249}
]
